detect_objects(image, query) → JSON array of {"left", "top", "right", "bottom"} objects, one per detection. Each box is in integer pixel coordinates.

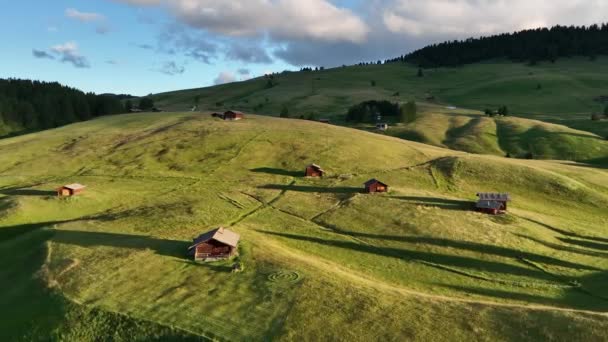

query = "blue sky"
[{"left": 1, "top": 0, "right": 606, "bottom": 96}]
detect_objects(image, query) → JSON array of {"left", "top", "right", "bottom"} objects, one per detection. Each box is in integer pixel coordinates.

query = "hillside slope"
[
  {"left": 385, "top": 108, "right": 608, "bottom": 162},
  {"left": 1, "top": 112, "right": 608, "bottom": 340}
]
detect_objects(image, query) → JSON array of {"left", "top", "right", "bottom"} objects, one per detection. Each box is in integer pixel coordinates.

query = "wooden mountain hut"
[
  {"left": 223, "top": 110, "right": 244, "bottom": 121},
  {"left": 475, "top": 193, "right": 510, "bottom": 215},
  {"left": 305, "top": 164, "right": 325, "bottom": 177},
  {"left": 364, "top": 179, "right": 388, "bottom": 193},
  {"left": 376, "top": 123, "right": 389, "bottom": 131},
  {"left": 188, "top": 227, "right": 240, "bottom": 262},
  {"left": 57, "top": 184, "right": 86, "bottom": 197}
]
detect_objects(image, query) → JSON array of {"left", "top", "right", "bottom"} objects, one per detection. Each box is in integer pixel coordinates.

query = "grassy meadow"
[
  {"left": 1, "top": 112, "right": 608, "bottom": 340},
  {"left": 149, "top": 58, "right": 608, "bottom": 164}
]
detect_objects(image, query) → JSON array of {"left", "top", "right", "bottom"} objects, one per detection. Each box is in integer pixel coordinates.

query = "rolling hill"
[
  {"left": 148, "top": 57, "right": 608, "bottom": 164},
  {"left": 1, "top": 112, "right": 608, "bottom": 340}
]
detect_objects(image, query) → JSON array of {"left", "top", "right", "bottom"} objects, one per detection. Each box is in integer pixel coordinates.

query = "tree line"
[
  {"left": 345, "top": 100, "right": 417, "bottom": 124},
  {"left": 387, "top": 24, "right": 608, "bottom": 67},
  {"left": 0, "top": 78, "right": 128, "bottom": 137}
]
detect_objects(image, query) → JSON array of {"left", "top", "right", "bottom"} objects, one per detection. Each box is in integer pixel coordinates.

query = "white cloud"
[
  {"left": 66, "top": 8, "right": 105, "bottom": 22},
  {"left": 111, "top": 0, "right": 369, "bottom": 43},
  {"left": 213, "top": 71, "right": 237, "bottom": 85},
  {"left": 383, "top": 0, "right": 608, "bottom": 37},
  {"left": 50, "top": 42, "right": 91, "bottom": 68}
]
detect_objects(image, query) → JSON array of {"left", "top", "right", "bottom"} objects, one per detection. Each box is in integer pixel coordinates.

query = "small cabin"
[
  {"left": 211, "top": 112, "right": 223, "bottom": 118},
  {"left": 223, "top": 110, "right": 244, "bottom": 121},
  {"left": 318, "top": 119, "right": 331, "bottom": 124},
  {"left": 376, "top": 123, "right": 389, "bottom": 131},
  {"left": 57, "top": 183, "right": 86, "bottom": 197},
  {"left": 305, "top": 164, "right": 325, "bottom": 177},
  {"left": 475, "top": 193, "right": 510, "bottom": 215},
  {"left": 188, "top": 227, "right": 240, "bottom": 262},
  {"left": 364, "top": 179, "right": 388, "bottom": 193}
]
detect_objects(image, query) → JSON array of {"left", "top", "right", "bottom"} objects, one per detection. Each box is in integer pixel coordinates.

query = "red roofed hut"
[
  {"left": 305, "top": 164, "right": 325, "bottom": 177},
  {"left": 475, "top": 193, "right": 511, "bottom": 215},
  {"left": 223, "top": 110, "right": 244, "bottom": 121},
  {"left": 57, "top": 183, "right": 86, "bottom": 197},
  {"left": 188, "top": 227, "right": 240, "bottom": 262},
  {"left": 364, "top": 179, "right": 388, "bottom": 193}
]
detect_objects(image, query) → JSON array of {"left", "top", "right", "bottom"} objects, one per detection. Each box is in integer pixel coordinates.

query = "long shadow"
[
  {"left": 52, "top": 230, "right": 191, "bottom": 259},
  {"left": 557, "top": 237, "right": 608, "bottom": 251},
  {"left": 521, "top": 217, "right": 608, "bottom": 243},
  {"left": 260, "top": 231, "right": 558, "bottom": 280},
  {"left": 0, "top": 189, "right": 57, "bottom": 197},
  {"left": 250, "top": 168, "right": 303, "bottom": 177},
  {"left": 514, "top": 234, "right": 608, "bottom": 258},
  {"left": 259, "top": 184, "right": 362, "bottom": 194},
  {"left": 313, "top": 228, "right": 597, "bottom": 271},
  {"left": 390, "top": 196, "right": 473, "bottom": 211},
  {"left": 0, "top": 221, "right": 70, "bottom": 242}
]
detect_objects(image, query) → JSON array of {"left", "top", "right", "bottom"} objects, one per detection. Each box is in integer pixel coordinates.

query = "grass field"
[
  {"left": 1, "top": 112, "right": 607, "bottom": 340},
  {"left": 149, "top": 58, "right": 608, "bottom": 164}
]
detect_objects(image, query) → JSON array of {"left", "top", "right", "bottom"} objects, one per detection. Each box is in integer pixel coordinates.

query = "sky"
[{"left": 1, "top": 0, "right": 607, "bottom": 96}]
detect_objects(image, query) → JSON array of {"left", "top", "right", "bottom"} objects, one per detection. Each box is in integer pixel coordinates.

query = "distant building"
[
  {"left": 475, "top": 193, "right": 510, "bottom": 215},
  {"left": 211, "top": 112, "right": 224, "bottom": 118},
  {"left": 318, "top": 118, "right": 331, "bottom": 124},
  {"left": 57, "top": 184, "right": 86, "bottom": 197},
  {"left": 224, "top": 110, "right": 244, "bottom": 121},
  {"left": 305, "top": 164, "right": 325, "bottom": 177},
  {"left": 376, "top": 123, "right": 389, "bottom": 131},
  {"left": 364, "top": 179, "right": 388, "bottom": 193},
  {"left": 188, "top": 227, "right": 240, "bottom": 262}
]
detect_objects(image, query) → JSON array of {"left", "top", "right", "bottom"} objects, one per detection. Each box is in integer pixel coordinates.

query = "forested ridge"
[
  {"left": 0, "top": 78, "right": 127, "bottom": 137},
  {"left": 390, "top": 24, "right": 608, "bottom": 67}
]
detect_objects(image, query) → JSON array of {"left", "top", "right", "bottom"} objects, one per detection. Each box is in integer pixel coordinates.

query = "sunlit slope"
[
  {"left": 1, "top": 112, "right": 608, "bottom": 341},
  {"left": 387, "top": 109, "right": 608, "bottom": 161},
  {"left": 153, "top": 57, "right": 608, "bottom": 123}
]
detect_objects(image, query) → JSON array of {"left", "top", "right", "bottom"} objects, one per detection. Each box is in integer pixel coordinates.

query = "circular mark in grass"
[{"left": 268, "top": 271, "right": 301, "bottom": 284}]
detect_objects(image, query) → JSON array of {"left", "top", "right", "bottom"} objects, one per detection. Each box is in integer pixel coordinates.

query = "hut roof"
[
  {"left": 225, "top": 110, "right": 244, "bottom": 115},
  {"left": 189, "top": 227, "right": 240, "bottom": 250},
  {"left": 476, "top": 200, "right": 503, "bottom": 209},
  {"left": 63, "top": 183, "right": 86, "bottom": 191},
  {"left": 364, "top": 179, "right": 388, "bottom": 187},
  {"left": 308, "top": 164, "right": 325, "bottom": 172},
  {"left": 477, "top": 193, "right": 511, "bottom": 201}
]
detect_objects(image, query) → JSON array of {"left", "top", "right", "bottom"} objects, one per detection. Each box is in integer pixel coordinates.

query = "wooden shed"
[
  {"left": 376, "top": 123, "right": 389, "bottom": 131},
  {"left": 364, "top": 179, "right": 388, "bottom": 193},
  {"left": 223, "top": 110, "right": 244, "bottom": 121},
  {"left": 305, "top": 164, "right": 325, "bottom": 177},
  {"left": 475, "top": 193, "right": 510, "bottom": 215},
  {"left": 57, "top": 183, "right": 86, "bottom": 197},
  {"left": 211, "top": 112, "right": 224, "bottom": 118},
  {"left": 188, "top": 227, "right": 240, "bottom": 262}
]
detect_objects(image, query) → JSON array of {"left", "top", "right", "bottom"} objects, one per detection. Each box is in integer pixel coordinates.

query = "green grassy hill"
[
  {"left": 1, "top": 112, "right": 608, "bottom": 340},
  {"left": 149, "top": 58, "right": 608, "bottom": 163}
]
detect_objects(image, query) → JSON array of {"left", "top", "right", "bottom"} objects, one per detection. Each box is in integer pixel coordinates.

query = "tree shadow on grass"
[
  {"left": 260, "top": 231, "right": 562, "bottom": 281},
  {"left": 0, "top": 221, "right": 69, "bottom": 242},
  {"left": 557, "top": 237, "right": 608, "bottom": 251},
  {"left": 250, "top": 168, "right": 303, "bottom": 177},
  {"left": 0, "top": 189, "right": 57, "bottom": 197},
  {"left": 259, "top": 184, "right": 362, "bottom": 194},
  {"left": 389, "top": 196, "right": 474, "bottom": 211},
  {"left": 308, "top": 228, "right": 598, "bottom": 271},
  {"left": 514, "top": 234, "right": 608, "bottom": 258},
  {"left": 521, "top": 217, "right": 608, "bottom": 244},
  {"left": 51, "top": 229, "right": 191, "bottom": 259}
]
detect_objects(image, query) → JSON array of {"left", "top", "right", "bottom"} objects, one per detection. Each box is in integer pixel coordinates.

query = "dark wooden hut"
[
  {"left": 57, "top": 183, "right": 86, "bottom": 197},
  {"left": 364, "top": 179, "right": 388, "bottom": 193},
  {"left": 223, "top": 110, "right": 244, "bottom": 121},
  {"left": 305, "top": 164, "right": 325, "bottom": 177},
  {"left": 475, "top": 193, "right": 510, "bottom": 215},
  {"left": 188, "top": 227, "right": 240, "bottom": 262}
]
